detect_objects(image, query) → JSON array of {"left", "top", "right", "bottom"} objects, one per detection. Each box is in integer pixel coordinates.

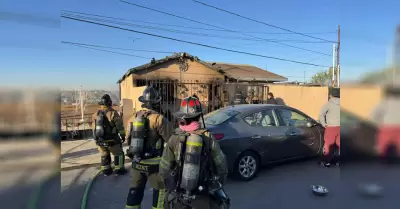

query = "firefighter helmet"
[
  {"left": 98, "top": 94, "right": 112, "bottom": 106},
  {"left": 173, "top": 96, "right": 203, "bottom": 119},
  {"left": 138, "top": 86, "right": 162, "bottom": 104}
]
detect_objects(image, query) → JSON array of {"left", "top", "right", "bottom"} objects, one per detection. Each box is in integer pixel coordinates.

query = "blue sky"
[{"left": 0, "top": 0, "right": 398, "bottom": 90}]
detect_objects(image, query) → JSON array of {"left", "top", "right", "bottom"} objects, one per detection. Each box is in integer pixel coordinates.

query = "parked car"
[{"left": 204, "top": 104, "right": 324, "bottom": 181}]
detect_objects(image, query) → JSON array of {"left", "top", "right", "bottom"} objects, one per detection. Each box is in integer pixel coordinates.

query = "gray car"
[{"left": 204, "top": 104, "right": 324, "bottom": 181}]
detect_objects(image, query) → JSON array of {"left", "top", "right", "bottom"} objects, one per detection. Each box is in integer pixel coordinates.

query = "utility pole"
[
  {"left": 336, "top": 25, "right": 341, "bottom": 87},
  {"left": 332, "top": 44, "right": 336, "bottom": 87},
  {"left": 79, "top": 85, "right": 84, "bottom": 122},
  {"left": 393, "top": 25, "right": 400, "bottom": 85}
]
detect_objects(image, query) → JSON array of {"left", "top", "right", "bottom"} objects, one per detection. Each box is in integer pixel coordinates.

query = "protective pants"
[
  {"left": 97, "top": 143, "right": 125, "bottom": 175},
  {"left": 376, "top": 126, "right": 400, "bottom": 161},
  {"left": 165, "top": 192, "right": 223, "bottom": 209},
  {"left": 125, "top": 169, "right": 165, "bottom": 209},
  {"left": 323, "top": 126, "right": 340, "bottom": 164}
]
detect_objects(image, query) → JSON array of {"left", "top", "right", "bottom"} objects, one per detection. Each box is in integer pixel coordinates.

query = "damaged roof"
[
  {"left": 117, "top": 52, "right": 287, "bottom": 83},
  {"left": 204, "top": 62, "right": 287, "bottom": 82}
]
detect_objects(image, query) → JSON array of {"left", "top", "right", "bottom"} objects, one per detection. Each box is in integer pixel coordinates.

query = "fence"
[
  {"left": 122, "top": 80, "right": 269, "bottom": 134},
  {"left": 61, "top": 116, "right": 92, "bottom": 140}
]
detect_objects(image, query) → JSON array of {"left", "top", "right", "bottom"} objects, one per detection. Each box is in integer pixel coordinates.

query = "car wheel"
[{"left": 234, "top": 151, "right": 260, "bottom": 181}]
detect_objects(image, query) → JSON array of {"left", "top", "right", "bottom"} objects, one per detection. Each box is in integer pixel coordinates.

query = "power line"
[
  {"left": 61, "top": 9, "right": 335, "bottom": 35},
  {"left": 61, "top": 15, "right": 330, "bottom": 68},
  {"left": 62, "top": 42, "right": 152, "bottom": 59},
  {"left": 62, "top": 12, "right": 330, "bottom": 44},
  {"left": 62, "top": 41, "right": 174, "bottom": 54},
  {"left": 192, "top": 0, "right": 335, "bottom": 43},
  {"left": 118, "top": 1, "right": 331, "bottom": 56}
]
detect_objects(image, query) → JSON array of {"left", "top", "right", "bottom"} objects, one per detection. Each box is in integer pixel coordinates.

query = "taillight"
[{"left": 213, "top": 133, "right": 224, "bottom": 140}]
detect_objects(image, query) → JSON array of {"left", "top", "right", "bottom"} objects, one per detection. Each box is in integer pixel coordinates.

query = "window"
[
  {"left": 204, "top": 109, "right": 239, "bottom": 125},
  {"left": 276, "top": 109, "right": 308, "bottom": 127},
  {"left": 243, "top": 110, "right": 277, "bottom": 127}
]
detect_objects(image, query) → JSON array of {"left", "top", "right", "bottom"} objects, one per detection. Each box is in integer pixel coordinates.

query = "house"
[{"left": 117, "top": 52, "right": 287, "bottom": 127}]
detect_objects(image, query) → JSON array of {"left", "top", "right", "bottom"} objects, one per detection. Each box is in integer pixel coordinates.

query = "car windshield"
[{"left": 204, "top": 109, "right": 239, "bottom": 125}]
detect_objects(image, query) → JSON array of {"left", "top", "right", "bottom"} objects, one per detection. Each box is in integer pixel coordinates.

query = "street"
[{"left": 58, "top": 160, "right": 399, "bottom": 209}]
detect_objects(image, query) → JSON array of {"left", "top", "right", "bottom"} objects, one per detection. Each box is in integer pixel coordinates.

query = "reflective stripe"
[
  {"left": 133, "top": 122, "right": 144, "bottom": 126},
  {"left": 154, "top": 189, "right": 165, "bottom": 209},
  {"left": 101, "top": 165, "right": 111, "bottom": 170},
  {"left": 140, "top": 157, "right": 161, "bottom": 165},
  {"left": 159, "top": 158, "right": 170, "bottom": 169},
  {"left": 186, "top": 141, "right": 203, "bottom": 147},
  {"left": 125, "top": 205, "right": 141, "bottom": 209},
  {"left": 115, "top": 155, "right": 124, "bottom": 169}
]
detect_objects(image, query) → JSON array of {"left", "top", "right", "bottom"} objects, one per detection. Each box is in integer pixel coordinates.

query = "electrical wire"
[
  {"left": 61, "top": 15, "right": 330, "bottom": 68},
  {"left": 118, "top": 1, "right": 332, "bottom": 56},
  {"left": 61, "top": 9, "right": 335, "bottom": 35},
  {"left": 61, "top": 12, "right": 330, "bottom": 44},
  {"left": 62, "top": 41, "right": 174, "bottom": 54},
  {"left": 192, "top": 0, "right": 336, "bottom": 43},
  {"left": 62, "top": 42, "right": 152, "bottom": 59}
]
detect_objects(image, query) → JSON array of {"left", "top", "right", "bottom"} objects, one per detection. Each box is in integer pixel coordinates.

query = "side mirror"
[{"left": 306, "top": 120, "right": 315, "bottom": 128}]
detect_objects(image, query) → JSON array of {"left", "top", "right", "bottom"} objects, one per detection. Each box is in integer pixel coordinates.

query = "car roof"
[{"left": 217, "top": 104, "right": 287, "bottom": 115}]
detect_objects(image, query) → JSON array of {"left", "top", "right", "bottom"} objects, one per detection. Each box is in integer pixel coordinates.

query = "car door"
[
  {"left": 275, "top": 108, "right": 322, "bottom": 157},
  {"left": 243, "top": 109, "right": 288, "bottom": 162}
]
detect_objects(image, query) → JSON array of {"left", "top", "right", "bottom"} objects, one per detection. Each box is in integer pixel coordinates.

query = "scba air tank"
[
  {"left": 94, "top": 111, "right": 105, "bottom": 138},
  {"left": 181, "top": 134, "right": 203, "bottom": 192},
  {"left": 130, "top": 116, "right": 145, "bottom": 157}
]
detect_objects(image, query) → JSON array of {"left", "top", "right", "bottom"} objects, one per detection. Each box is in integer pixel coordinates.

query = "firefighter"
[
  {"left": 160, "top": 95, "right": 230, "bottom": 209},
  {"left": 124, "top": 86, "right": 171, "bottom": 209},
  {"left": 319, "top": 88, "right": 340, "bottom": 167},
  {"left": 92, "top": 94, "right": 127, "bottom": 176}
]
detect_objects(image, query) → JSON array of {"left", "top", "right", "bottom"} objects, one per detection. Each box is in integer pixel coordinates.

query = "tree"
[
  {"left": 359, "top": 68, "right": 394, "bottom": 84},
  {"left": 311, "top": 67, "right": 333, "bottom": 85}
]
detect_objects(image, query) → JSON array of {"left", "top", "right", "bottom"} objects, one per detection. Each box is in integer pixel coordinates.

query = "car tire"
[{"left": 233, "top": 151, "right": 260, "bottom": 181}]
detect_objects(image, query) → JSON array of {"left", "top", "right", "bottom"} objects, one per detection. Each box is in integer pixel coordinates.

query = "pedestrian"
[
  {"left": 124, "top": 86, "right": 172, "bottom": 209},
  {"left": 92, "top": 94, "right": 127, "bottom": 176},
  {"left": 370, "top": 85, "right": 400, "bottom": 162},
  {"left": 160, "top": 95, "right": 230, "bottom": 209},
  {"left": 319, "top": 88, "right": 340, "bottom": 167},
  {"left": 266, "top": 92, "right": 278, "bottom": 104}
]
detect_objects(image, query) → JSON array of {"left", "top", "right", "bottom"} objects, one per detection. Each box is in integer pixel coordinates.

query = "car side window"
[
  {"left": 276, "top": 109, "right": 308, "bottom": 127},
  {"left": 244, "top": 112, "right": 259, "bottom": 127},
  {"left": 243, "top": 110, "right": 277, "bottom": 127}
]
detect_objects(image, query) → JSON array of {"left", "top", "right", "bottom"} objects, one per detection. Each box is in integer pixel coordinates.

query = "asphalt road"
[{"left": 56, "top": 160, "right": 400, "bottom": 209}]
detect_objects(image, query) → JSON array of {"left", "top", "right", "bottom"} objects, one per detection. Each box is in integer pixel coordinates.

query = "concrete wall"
[
  {"left": 120, "top": 74, "right": 147, "bottom": 127},
  {"left": 268, "top": 84, "right": 383, "bottom": 121},
  {"left": 341, "top": 84, "right": 383, "bottom": 120},
  {"left": 268, "top": 85, "right": 328, "bottom": 119}
]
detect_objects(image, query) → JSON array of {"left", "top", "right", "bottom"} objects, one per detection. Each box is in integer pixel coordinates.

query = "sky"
[{"left": 0, "top": 0, "right": 398, "bottom": 90}]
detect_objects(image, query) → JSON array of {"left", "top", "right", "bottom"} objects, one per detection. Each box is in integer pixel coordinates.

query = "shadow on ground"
[{"left": 61, "top": 148, "right": 98, "bottom": 160}]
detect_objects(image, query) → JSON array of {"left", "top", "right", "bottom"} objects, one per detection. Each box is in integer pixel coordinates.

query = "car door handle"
[
  {"left": 251, "top": 135, "right": 261, "bottom": 139},
  {"left": 301, "top": 139, "right": 315, "bottom": 146}
]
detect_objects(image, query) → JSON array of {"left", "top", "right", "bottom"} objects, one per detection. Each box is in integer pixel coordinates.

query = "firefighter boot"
[
  {"left": 114, "top": 155, "right": 127, "bottom": 176},
  {"left": 101, "top": 155, "right": 113, "bottom": 176}
]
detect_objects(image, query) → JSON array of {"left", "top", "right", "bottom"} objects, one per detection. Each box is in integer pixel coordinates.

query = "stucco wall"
[
  {"left": 341, "top": 84, "right": 383, "bottom": 120},
  {"left": 268, "top": 85, "right": 328, "bottom": 119},
  {"left": 119, "top": 59, "right": 225, "bottom": 126}
]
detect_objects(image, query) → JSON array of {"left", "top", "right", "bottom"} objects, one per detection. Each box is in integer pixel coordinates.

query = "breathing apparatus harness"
[{"left": 167, "top": 114, "right": 230, "bottom": 208}]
